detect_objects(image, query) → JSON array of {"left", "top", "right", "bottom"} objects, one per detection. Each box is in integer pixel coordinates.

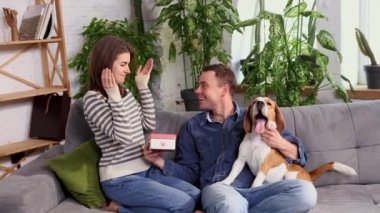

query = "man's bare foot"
[
  {"left": 102, "top": 200, "right": 120, "bottom": 212},
  {"left": 194, "top": 210, "right": 204, "bottom": 213}
]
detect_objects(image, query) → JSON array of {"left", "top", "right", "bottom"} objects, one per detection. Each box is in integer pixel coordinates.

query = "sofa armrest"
[
  {"left": 0, "top": 174, "right": 66, "bottom": 213},
  {"left": 0, "top": 145, "right": 66, "bottom": 213}
]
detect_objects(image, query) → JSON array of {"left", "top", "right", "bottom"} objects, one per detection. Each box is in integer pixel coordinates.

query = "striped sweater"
[{"left": 83, "top": 87, "right": 155, "bottom": 181}]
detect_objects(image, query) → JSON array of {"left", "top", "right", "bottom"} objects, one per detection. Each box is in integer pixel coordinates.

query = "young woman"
[{"left": 83, "top": 36, "right": 200, "bottom": 213}]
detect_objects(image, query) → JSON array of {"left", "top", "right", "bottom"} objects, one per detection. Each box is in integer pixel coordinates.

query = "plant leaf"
[
  {"left": 155, "top": 0, "right": 173, "bottom": 7},
  {"left": 284, "top": 2, "right": 307, "bottom": 18},
  {"left": 169, "top": 42, "right": 176, "bottom": 62},
  {"left": 317, "top": 30, "right": 342, "bottom": 63},
  {"left": 355, "top": 28, "right": 377, "bottom": 65},
  {"left": 302, "top": 11, "right": 326, "bottom": 19},
  {"left": 341, "top": 74, "right": 355, "bottom": 93},
  {"left": 236, "top": 18, "right": 259, "bottom": 28},
  {"left": 285, "top": 0, "right": 294, "bottom": 11}
]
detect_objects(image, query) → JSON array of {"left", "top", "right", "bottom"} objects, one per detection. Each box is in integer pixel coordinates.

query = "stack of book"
[{"left": 19, "top": 3, "right": 54, "bottom": 40}]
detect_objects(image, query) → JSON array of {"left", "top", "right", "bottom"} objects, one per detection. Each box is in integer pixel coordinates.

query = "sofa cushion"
[
  {"left": 311, "top": 184, "right": 380, "bottom": 213},
  {"left": 48, "top": 139, "right": 106, "bottom": 209},
  {"left": 366, "top": 184, "right": 380, "bottom": 205},
  {"left": 155, "top": 110, "right": 198, "bottom": 134},
  {"left": 48, "top": 197, "right": 107, "bottom": 213},
  {"left": 349, "top": 101, "right": 380, "bottom": 184},
  {"left": 283, "top": 103, "right": 359, "bottom": 187},
  {"left": 64, "top": 99, "right": 94, "bottom": 153}
]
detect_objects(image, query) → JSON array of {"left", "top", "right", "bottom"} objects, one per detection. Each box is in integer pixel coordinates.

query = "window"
[
  {"left": 233, "top": 0, "right": 380, "bottom": 88},
  {"left": 342, "top": 0, "right": 380, "bottom": 87},
  {"left": 232, "top": 0, "right": 313, "bottom": 84}
]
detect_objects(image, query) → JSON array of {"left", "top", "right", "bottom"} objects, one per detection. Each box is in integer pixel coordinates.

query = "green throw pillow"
[{"left": 48, "top": 139, "right": 106, "bottom": 208}]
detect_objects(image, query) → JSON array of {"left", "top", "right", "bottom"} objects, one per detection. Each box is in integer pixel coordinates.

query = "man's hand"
[
  {"left": 135, "top": 58, "right": 153, "bottom": 89},
  {"left": 261, "top": 128, "right": 298, "bottom": 160},
  {"left": 261, "top": 128, "right": 286, "bottom": 149},
  {"left": 143, "top": 143, "right": 165, "bottom": 170}
]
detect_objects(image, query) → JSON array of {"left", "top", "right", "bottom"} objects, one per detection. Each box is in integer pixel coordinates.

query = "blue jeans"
[
  {"left": 101, "top": 167, "right": 200, "bottom": 213},
  {"left": 202, "top": 180, "right": 317, "bottom": 213}
]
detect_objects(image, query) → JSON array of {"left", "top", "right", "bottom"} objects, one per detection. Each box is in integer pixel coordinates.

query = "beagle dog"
[{"left": 221, "top": 97, "right": 357, "bottom": 187}]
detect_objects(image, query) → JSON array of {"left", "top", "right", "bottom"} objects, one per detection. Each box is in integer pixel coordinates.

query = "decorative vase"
[
  {"left": 364, "top": 65, "right": 380, "bottom": 89},
  {"left": 180, "top": 89, "right": 200, "bottom": 111}
]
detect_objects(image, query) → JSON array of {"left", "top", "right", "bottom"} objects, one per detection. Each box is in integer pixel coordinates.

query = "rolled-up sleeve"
[{"left": 281, "top": 130, "right": 308, "bottom": 166}]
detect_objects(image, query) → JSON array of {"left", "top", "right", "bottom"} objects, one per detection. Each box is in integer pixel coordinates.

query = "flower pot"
[
  {"left": 180, "top": 89, "right": 200, "bottom": 111},
  {"left": 364, "top": 65, "right": 380, "bottom": 89}
]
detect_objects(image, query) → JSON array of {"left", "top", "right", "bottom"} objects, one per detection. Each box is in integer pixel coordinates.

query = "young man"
[{"left": 144, "top": 64, "right": 317, "bottom": 212}]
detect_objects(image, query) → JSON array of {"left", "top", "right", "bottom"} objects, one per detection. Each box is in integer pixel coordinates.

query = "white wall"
[
  {"left": 311, "top": 0, "right": 342, "bottom": 103},
  {"left": 231, "top": 0, "right": 257, "bottom": 84}
]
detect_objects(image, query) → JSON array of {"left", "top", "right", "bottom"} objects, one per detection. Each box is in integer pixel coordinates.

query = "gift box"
[{"left": 150, "top": 133, "right": 176, "bottom": 151}]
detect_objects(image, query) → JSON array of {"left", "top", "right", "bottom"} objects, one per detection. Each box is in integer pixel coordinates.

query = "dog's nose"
[{"left": 256, "top": 101, "right": 264, "bottom": 110}]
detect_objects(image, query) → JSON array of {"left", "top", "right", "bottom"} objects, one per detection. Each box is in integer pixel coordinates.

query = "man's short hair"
[{"left": 201, "top": 64, "right": 237, "bottom": 95}]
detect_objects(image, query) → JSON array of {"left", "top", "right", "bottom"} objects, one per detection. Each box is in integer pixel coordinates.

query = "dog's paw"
[{"left": 266, "top": 120, "right": 277, "bottom": 130}]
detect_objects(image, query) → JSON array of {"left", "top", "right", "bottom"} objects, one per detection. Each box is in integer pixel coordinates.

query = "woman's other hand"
[{"left": 135, "top": 58, "right": 153, "bottom": 89}]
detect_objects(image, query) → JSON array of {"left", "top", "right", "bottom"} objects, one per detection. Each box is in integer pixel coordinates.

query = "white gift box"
[{"left": 150, "top": 133, "right": 176, "bottom": 151}]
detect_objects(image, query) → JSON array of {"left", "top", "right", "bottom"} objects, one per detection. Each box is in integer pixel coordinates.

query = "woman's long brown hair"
[{"left": 88, "top": 35, "right": 135, "bottom": 98}]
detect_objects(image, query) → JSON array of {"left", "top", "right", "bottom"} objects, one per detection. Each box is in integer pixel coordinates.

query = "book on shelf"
[
  {"left": 43, "top": 6, "right": 55, "bottom": 40},
  {"left": 37, "top": 3, "right": 54, "bottom": 39},
  {"left": 18, "top": 4, "right": 45, "bottom": 40}
]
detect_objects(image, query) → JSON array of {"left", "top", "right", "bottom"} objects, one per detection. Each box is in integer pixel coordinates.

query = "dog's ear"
[
  {"left": 274, "top": 103, "right": 285, "bottom": 132},
  {"left": 244, "top": 104, "right": 253, "bottom": 133}
]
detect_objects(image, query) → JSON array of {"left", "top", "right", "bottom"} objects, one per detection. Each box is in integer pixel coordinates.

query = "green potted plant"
[
  {"left": 240, "top": 0, "right": 353, "bottom": 107},
  {"left": 355, "top": 28, "right": 380, "bottom": 89},
  {"left": 154, "top": 0, "right": 241, "bottom": 110},
  {"left": 69, "top": 17, "right": 160, "bottom": 99}
]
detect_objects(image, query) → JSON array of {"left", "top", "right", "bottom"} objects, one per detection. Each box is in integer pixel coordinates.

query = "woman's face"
[{"left": 111, "top": 52, "right": 131, "bottom": 84}]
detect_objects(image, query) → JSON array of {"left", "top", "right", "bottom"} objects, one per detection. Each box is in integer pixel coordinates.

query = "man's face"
[{"left": 195, "top": 71, "right": 226, "bottom": 110}]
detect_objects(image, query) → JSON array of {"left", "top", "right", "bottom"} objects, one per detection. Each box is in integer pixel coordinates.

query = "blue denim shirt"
[{"left": 163, "top": 105, "right": 307, "bottom": 189}]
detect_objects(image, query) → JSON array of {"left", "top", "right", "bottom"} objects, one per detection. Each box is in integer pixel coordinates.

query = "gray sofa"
[{"left": 1, "top": 99, "right": 380, "bottom": 213}]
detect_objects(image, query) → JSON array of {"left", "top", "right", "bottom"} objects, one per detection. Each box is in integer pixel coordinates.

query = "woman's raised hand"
[{"left": 135, "top": 58, "right": 154, "bottom": 89}]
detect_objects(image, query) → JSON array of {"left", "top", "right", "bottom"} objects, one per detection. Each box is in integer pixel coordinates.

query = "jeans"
[
  {"left": 101, "top": 167, "right": 200, "bottom": 213},
  {"left": 202, "top": 180, "right": 317, "bottom": 213}
]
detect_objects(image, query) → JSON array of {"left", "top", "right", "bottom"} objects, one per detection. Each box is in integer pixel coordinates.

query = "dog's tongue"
[{"left": 255, "top": 119, "right": 266, "bottom": 134}]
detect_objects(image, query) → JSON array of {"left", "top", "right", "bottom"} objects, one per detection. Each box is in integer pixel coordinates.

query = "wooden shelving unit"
[
  {"left": 0, "top": 0, "right": 70, "bottom": 179},
  {"left": 0, "top": 139, "right": 59, "bottom": 180},
  {"left": 0, "top": 38, "right": 62, "bottom": 46},
  {"left": 0, "top": 139, "right": 59, "bottom": 158},
  {"left": 0, "top": 86, "right": 67, "bottom": 102}
]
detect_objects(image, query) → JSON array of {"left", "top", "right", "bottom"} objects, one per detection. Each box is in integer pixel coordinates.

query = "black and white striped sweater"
[{"left": 83, "top": 87, "right": 155, "bottom": 181}]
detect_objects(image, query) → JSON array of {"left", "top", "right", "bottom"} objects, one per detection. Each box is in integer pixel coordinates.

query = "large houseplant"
[
  {"left": 69, "top": 17, "right": 160, "bottom": 99},
  {"left": 240, "top": 0, "right": 353, "bottom": 107},
  {"left": 154, "top": 0, "right": 241, "bottom": 110},
  {"left": 355, "top": 28, "right": 380, "bottom": 89}
]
